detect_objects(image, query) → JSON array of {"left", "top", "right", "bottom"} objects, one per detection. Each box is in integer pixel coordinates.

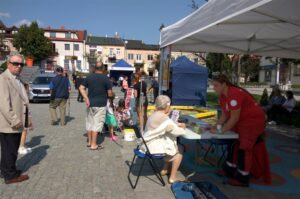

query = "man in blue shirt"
[{"left": 49, "top": 67, "right": 71, "bottom": 126}]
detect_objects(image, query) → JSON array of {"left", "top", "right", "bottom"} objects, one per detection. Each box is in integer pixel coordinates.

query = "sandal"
[
  {"left": 160, "top": 170, "right": 170, "bottom": 176},
  {"left": 168, "top": 177, "right": 186, "bottom": 184},
  {"left": 90, "top": 145, "right": 104, "bottom": 150}
]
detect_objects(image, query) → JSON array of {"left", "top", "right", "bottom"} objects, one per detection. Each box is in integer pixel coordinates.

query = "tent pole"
[
  {"left": 158, "top": 48, "right": 164, "bottom": 95},
  {"left": 276, "top": 58, "right": 280, "bottom": 85},
  {"left": 237, "top": 54, "right": 242, "bottom": 86}
]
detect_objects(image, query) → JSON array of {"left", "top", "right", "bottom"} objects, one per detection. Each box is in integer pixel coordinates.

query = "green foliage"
[
  {"left": 240, "top": 55, "right": 260, "bottom": 84},
  {"left": 12, "top": 21, "right": 52, "bottom": 63},
  {"left": 260, "top": 88, "right": 269, "bottom": 106},
  {"left": 206, "top": 53, "right": 233, "bottom": 78},
  {"left": 0, "top": 61, "right": 7, "bottom": 71},
  {"left": 152, "top": 54, "right": 160, "bottom": 71},
  {"left": 292, "top": 84, "right": 300, "bottom": 89}
]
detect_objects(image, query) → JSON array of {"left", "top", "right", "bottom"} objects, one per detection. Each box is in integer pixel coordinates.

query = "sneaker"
[
  {"left": 110, "top": 136, "right": 118, "bottom": 142},
  {"left": 18, "top": 147, "right": 32, "bottom": 155},
  {"left": 268, "top": 121, "right": 277, "bottom": 125}
]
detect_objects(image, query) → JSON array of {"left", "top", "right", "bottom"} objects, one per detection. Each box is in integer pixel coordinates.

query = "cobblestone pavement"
[
  {"left": 0, "top": 89, "right": 173, "bottom": 199},
  {"left": 0, "top": 88, "right": 299, "bottom": 199}
]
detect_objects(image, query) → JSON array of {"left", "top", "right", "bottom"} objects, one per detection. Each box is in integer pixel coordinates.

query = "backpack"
[{"left": 171, "top": 181, "right": 229, "bottom": 199}]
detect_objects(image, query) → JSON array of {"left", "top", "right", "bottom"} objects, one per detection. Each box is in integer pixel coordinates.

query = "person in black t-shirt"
[
  {"left": 79, "top": 62, "right": 113, "bottom": 150},
  {"left": 133, "top": 73, "right": 148, "bottom": 131}
]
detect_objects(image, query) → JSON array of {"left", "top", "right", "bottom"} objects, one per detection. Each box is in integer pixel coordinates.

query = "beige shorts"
[
  {"left": 86, "top": 107, "right": 106, "bottom": 132},
  {"left": 164, "top": 144, "right": 184, "bottom": 162}
]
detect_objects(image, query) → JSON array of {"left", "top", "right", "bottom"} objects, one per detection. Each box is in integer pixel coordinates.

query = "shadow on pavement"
[
  {"left": 26, "top": 135, "right": 45, "bottom": 148},
  {"left": 65, "top": 116, "right": 75, "bottom": 123},
  {"left": 125, "top": 159, "right": 166, "bottom": 186},
  {"left": 17, "top": 145, "right": 50, "bottom": 172}
]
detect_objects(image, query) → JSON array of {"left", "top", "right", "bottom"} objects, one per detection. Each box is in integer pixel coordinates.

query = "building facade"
[
  {"left": 43, "top": 27, "right": 87, "bottom": 72},
  {"left": 0, "top": 20, "right": 18, "bottom": 62},
  {"left": 85, "top": 36, "right": 125, "bottom": 71}
]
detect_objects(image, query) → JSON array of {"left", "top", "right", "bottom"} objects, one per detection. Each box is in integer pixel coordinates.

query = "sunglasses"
[{"left": 10, "top": 62, "right": 25, "bottom": 67}]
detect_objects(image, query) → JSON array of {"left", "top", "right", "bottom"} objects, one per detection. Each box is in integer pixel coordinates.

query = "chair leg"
[
  {"left": 148, "top": 158, "right": 165, "bottom": 186},
  {"left": 128, "top": 158, "right": 146, "bottom": 189},
  {"left": 128, "top": 156, "right": 146, "bottom": 189}
]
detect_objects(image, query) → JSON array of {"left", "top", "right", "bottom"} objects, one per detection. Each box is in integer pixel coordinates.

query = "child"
[
  {"left": 116, "top": 99, "right": 132, "bottom": 131},
  {"left": 105, "top": 93, "right": 118, "bottom": 141}
]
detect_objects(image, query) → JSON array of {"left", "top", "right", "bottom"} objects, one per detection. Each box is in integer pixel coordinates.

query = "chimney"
[{"left": 115, "top": 32, "right": 119, "bottom": 38}]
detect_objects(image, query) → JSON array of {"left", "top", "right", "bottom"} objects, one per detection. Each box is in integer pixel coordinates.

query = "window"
[
  {"left": 128, "top": 54, "right": 134, "bottom": 60},
  {"left": 265, "top": 69, "right": 271, "bottom": 81},
  {"left": 52, "top": 43, "right": 56, "bottom": 53},
  {"left": 65, "top": 44, "right": 70, "bottom": 50},
  {"left": 74, "top": 44, "right": 79, "bottom": 51},
  {"left": 50, "top": 32, "right": 56, "bottom": 38},
  {"left": 64, "top": 59, "right": 70, "bottom": 70},
  {"left": 116, "top": 48, "right": 120, "bottom": 55},
  {"left": 136, "top": 54, "right": 142, "bottom": 60},
  {"left": 109, "top": 48, "right": 114, "bottom": 56},
  {"left": 65, "top": 33, "right": 71, "bottom": 39},
  {"left": 0, "top": 29, "right": 5, "bottom": 33},
  {"left": 76, "top": 60, "right": 82, "bottom": 70},
  {"left": 147, "top": 55, "right": 154, "bottom": 61},
  {"left": 294, "top": 64, "right": 300, "bottom": 76}
]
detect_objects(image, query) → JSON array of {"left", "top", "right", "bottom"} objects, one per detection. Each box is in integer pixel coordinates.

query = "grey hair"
[
  {"left": 7, "top": 51, "right": 25, "bottom": 63},
  {"left": 155, "top": 95, "right": 171, "bottom": 110}
]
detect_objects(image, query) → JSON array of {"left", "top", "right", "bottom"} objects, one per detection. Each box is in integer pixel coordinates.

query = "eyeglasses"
[{"left": 10, "top": 62, "right": 25, "bottom": 67}]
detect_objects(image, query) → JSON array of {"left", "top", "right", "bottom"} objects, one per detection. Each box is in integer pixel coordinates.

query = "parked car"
[{"left": 29, "top": 73, "right": 56, "bottom": 102}]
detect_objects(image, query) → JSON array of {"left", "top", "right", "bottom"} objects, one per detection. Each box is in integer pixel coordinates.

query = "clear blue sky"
[{"left": 0, "top": 0, "right": 206, "bottom": 44}]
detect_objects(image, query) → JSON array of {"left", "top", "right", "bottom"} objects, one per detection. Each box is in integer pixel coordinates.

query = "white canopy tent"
[{"left": 160, "top": 0, "right": 300, "bottom": 59}]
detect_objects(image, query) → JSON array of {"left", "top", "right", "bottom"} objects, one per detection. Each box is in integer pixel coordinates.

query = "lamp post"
[{"left": 124, "top": 40, "right": 128, "bottom": 61}]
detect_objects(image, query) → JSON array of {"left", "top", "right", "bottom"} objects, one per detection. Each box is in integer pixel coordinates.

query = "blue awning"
[{"left": 112, "top": 59, "right": 132, "bottom": 67}]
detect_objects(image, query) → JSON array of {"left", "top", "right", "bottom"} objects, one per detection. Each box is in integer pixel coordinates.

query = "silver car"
[{"left": 29, "top": 73, "right": 56, "bottom": 102}]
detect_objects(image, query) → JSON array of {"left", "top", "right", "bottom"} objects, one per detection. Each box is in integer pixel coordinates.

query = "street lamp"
[{"left": 124, "top": 40, "right": 128, "bottom": 61}]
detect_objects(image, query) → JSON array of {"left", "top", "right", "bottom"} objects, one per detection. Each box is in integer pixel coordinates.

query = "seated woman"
[
  {"left": 268, "top": 90, "right": 297, "bottom": 123},
  {"left": 263, "top": 87, "right": 286, "bottom": 112},
  {"left": 142, "top": 95, "right": 186, "bottom": 184}
]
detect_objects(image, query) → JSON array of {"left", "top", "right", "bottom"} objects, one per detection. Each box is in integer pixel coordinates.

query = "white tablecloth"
[{"left": 182, "top": 128, "right": 239, "bottom": 140}]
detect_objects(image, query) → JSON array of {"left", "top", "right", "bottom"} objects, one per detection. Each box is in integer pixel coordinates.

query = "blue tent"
[
  {"left": 110, "top": 59, "right": 135, "bottom": 87},
  {"left": 111, "top": 59, "right": 134, "bottom": 71},
  {"left": 170, "top": 56, "right": 208, "bottom": 106}
]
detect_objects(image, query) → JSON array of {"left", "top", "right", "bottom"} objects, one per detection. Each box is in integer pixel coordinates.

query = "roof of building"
[
  {"left": 86, "top": 36, "right": 124, "bottom": 46},
  {"left": 43, "top": 27, "right": 87, "bottom": 42},
  {"left": 125, "top": 39, "right": 159, "bottom": 51}
]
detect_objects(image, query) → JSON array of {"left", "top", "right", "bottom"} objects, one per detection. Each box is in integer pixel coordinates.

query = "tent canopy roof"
[
  {"left": 160, "top": 0, "right": 300, "bottom": 59},
  {"left": 170, "top": 56, "right": 208, "bottom": 73},
  {"left": 111, "top": 59, "right": 135, "bottom": 71},
  {"left": 112, "top": 59, "right": 132, "bottom": 67}
]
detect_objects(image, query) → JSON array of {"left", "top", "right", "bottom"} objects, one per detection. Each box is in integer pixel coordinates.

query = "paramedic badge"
[{"left": 230, "top": 100, "right": 237, "bottom": 107}]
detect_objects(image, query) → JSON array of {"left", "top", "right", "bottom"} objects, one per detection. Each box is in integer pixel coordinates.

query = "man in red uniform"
[{"left": 212, "top": 75, "right": 268, "bottom": 187}]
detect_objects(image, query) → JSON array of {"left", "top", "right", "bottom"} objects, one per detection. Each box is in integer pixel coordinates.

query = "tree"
[
  {"left": 206, "top": 53, "right": 233, "bottom": 78},
  {"left": 240, "top": 55, "right": 260, "bottom": 84},
  {"left": 13, "top": 21, "right": 52, "bottom": 64},
  {"left": 152, "top": 54, "right": 161, "bottom": 71}
]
